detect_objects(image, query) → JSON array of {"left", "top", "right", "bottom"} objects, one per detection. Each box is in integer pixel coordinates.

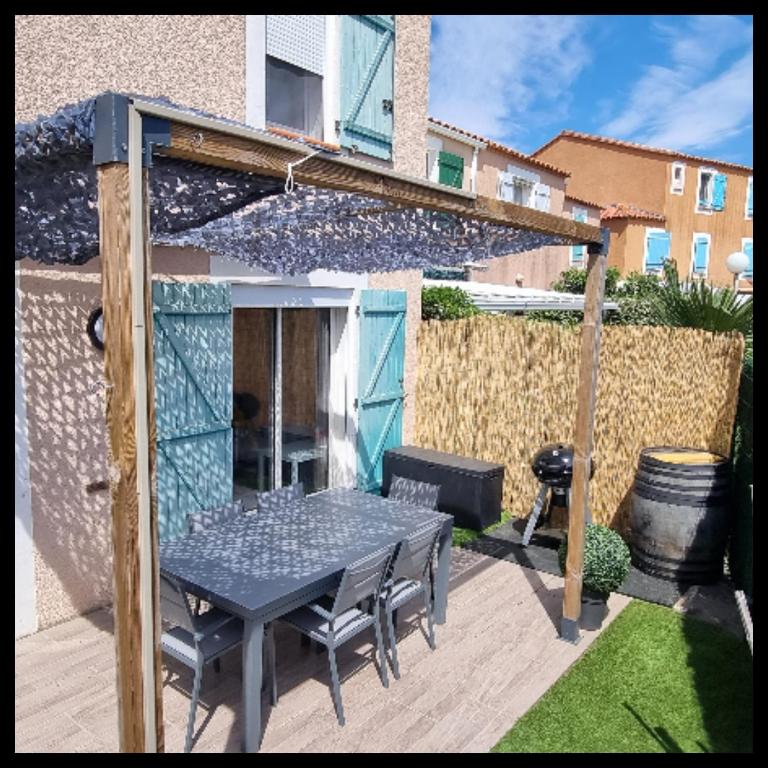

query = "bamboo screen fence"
[{"left": 414, "top": 316, "right": 744, "bottom": 532}]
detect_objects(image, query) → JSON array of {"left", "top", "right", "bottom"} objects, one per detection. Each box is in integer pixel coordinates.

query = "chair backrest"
[
  {"left": 239, "top": 491, "right": 261, "bottom": 514},
  {"left": 159, "top": 573, "right": 197, "bottom": 632},
  {"left": 389, "top": 475, "right": 440, "bottom": 510},
  {"left": 390, "top": 523, "right": 443, "bottom": 584},
  {"left": 187, "top": 499, "right": 243, "bottom": 534},
  {"left": 331, "top": 545, "right": 396, "bottom": 616},
  {"left": 255, "top": 483, "right": 305, "bottom": 514}
]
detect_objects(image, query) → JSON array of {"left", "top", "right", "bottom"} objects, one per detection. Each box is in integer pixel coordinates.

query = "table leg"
[
  {"left": 291, "top": 459, "right": 299, "bottom": 486},
  {"left": 242, "top": 618, "right": 264, "bottom": 753},
  {"left": 433, "top": 518, "right": 452, "bottom": 624}
]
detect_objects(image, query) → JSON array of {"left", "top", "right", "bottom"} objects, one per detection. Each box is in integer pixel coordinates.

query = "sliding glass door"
[{"left": 233, "top": 307, "right": 330, "bottom": 498}]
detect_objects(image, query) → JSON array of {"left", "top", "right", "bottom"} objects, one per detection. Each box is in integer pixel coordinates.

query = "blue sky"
[{"left": 429, "top": 15, "right": 753, "bottom": 166}]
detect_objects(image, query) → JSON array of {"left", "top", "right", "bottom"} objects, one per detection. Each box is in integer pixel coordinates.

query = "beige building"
[
  {"left": 533, "top": 131, "right": 753, "bottom": 290},
  {"left": 15, "top": 14, "right": 432, "bottom": 634},
  {"left": 424, "top": 118, "right": 602, "bottom": 289}
]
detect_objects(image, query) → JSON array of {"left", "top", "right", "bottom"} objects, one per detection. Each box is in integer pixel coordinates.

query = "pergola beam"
[{"left": 130, "top": 99, "right": 602, "bottom": 247}]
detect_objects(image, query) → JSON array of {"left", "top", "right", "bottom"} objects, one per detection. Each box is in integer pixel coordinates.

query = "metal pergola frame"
[{"left": 94, "top": 95, "right": 608, "bottom": 752}]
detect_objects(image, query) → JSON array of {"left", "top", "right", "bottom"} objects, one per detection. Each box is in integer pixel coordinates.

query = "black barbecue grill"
[{"left": 522, "top": 443, "right": 595, "bottom": 546}]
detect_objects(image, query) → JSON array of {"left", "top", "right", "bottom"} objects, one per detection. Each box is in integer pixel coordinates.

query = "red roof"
[
  {"left": 533, "top": 130, "right": 752, "bottom": 173},
  {"left": 428, "top": 117, "right": 570, "bottom": 177},
  {"left": 600, "top": 202, "right": 666, "bottom": 223},
  {"left": 565, "top": 193, "right": 603, "bottom": 210}
]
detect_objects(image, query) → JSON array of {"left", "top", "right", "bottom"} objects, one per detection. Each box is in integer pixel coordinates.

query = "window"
[
  {"left": 644, "top": 228, "right": 671, "bottom": 274},
  {"left": 266, "top": 55, "right": 323, "bottom": 139},
  {"left": 498, "top": 165, "right": 540, "bottom": 207},
  {"left": 571, "top": 207, "right": 588, "bottom": 267},
  {"left": 696, "top": 167, "right": 727, "bottom": 213},
  {"left": 670, "top": 162, "right": 686, "bottom": 195},
  {"left": 741, "top": 238, "right": 753, "bottom": 279},
  {"left": 426, "top": 136, "right": 443, "bottom": 183},
  {"left": 437, "top": 151, "right": 464, "bottom": 189},
  {"left": 690, "top": 233, "right": 710, "bottom": 278},
  {"left": 745, "top": 177, "right": 753, "bottom": 219}
]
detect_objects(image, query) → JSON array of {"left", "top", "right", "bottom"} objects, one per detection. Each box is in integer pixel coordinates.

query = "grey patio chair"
[
  {"left": 388, "top": 475, "right": 440, "bottom": 510},
  {"left": 160, "top": 573, "right": 276, "bottom": 753},
  {"left": 252, "top": 482, "right": 305, "bottom": 514},
  {"left": 186, "top": 499, "right": 243, "bottom": 533},
  {"left": 279, "top": 544, "right": 396, "bottom": 726},
  {"left": 380, "top": 522, "right": 443, "bottom": 680}
]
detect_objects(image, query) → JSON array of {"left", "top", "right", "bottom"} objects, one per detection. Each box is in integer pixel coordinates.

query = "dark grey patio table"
[{"left": 159, "top": 487, "right": 453, "bottom": 753}]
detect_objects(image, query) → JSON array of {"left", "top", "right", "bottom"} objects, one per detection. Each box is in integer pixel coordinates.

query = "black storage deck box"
[{"left": 383, "top": 446, "right": 504, "bottom": 531}]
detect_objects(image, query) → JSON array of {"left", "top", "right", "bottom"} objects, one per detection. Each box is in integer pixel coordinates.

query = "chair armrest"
[
  {"left": 306, "top": 603, "right": 335, "bottom": 622},
  {"left": 193, "top": 613, "right": 238, "bottom": 641}
]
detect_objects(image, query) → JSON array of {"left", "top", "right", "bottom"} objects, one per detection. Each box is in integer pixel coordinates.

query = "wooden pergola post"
[
  {"left": 560, "top": 235, "right": 609, "bottom": 643},
  {"left": 98, "top": 100, "right": 164, "bottom": 751}
]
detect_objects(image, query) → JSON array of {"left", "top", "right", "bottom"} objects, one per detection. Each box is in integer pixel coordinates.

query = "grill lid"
[{"left": 531, "top": 443, "right": 594, "bottom": 487}]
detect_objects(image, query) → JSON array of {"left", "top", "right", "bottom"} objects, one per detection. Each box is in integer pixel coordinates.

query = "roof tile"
[{"left": 600, "top": 202, "right": 666, "bottom": 222}]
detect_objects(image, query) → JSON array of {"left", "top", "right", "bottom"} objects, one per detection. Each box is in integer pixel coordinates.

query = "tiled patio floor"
[{"left": 16, "top": 549, "right": 630, "bottom": 753}]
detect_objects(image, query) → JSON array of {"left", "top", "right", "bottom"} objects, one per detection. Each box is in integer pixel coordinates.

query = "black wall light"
[{"left": 86, "top": 306, "right": 104, "bottom": 351}]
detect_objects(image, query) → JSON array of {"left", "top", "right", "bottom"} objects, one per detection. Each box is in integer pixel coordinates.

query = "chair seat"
[
  {"left": 381, "top": 578, "right": 425, "bottom": 611},
  {"left": 282, "top": 599, "right": 375, "bottom": 646},
  {"left": 162, "top": 609, "right": 243, "bottom": 667}
]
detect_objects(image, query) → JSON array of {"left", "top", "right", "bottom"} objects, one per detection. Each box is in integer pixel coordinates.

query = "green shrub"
[
  {"left": 421, "top": 286, "right": 481, "bottom": 321},
  {"left": 552, "top": 266, "right": 621, "bottom": 296},
  {"left": 558, "top": 523, "right": 631, "bottom": 595}
]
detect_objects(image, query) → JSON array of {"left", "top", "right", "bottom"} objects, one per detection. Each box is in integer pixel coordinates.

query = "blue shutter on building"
[
  {"left": 693, "top": 236, "right": 710, "bottom": 275},
  {"left": 645, "top": 231, "right": 671, "bottom": 272},
  {"left": 571, "top": 209, "right": 588, "bottom": 266},
  {"left": 748, "top": 180, "right": 753, "bottom": 217},
  {"left": 356, "top": 290, "right": 406, "bottom": 493},
  {"left": 712, "top": 173, "right": 727, "bottom": 211},
  {"left": 743, "top": 241, "right": 753, "bottom": 278},
  {"left": 340, "top": 15, "right": 395, "bottom": 160},
  {"left": 153, "top": 282, "right": 233, "bottom": 540}
]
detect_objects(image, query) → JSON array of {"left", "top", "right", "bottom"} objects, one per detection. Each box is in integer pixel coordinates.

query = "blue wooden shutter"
[
  {"left": 743, "top": 241, "right": 753, "bottom": 278},
  {"left": 340, "top": 15, "right": 395, "bottom": 160},
  {"left": 357, "top": 290, "right": 406, "bottom": 492},
  {"left": 712, "top": 173, "right": 727, "bottom": 211},
  {"left": 693, "top": 236, "right": 709, "bottom": 275},
  {"left": 571, "top": 209, "right": 588, "bottom": 265},
  {"left": 646, "top": 231, "right": 671, "bottom": 272},
  {"left": 747, "top": 179, "right": 753, "bottom": 217},
  {"left": 153, "top": 282, "right": 233, "bottom": 540}
]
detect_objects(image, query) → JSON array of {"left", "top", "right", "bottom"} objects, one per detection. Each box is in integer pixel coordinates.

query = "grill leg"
[{"left": 523, "top": 484, "right": 549, "bottom": 547}]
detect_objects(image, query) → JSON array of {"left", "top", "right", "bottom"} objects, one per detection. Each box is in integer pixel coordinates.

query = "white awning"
[{"left": 424, "top": 279, "right": 620, "bottom": 313}]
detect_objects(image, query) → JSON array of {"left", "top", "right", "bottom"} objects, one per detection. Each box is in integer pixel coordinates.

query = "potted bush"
[{"left": 558, "top": 523, "right": 631, "bottom": 630}]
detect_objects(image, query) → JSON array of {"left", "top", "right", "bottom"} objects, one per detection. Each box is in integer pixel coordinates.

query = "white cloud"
[
  {"left": 601, "top": 16, "right": 752, "bottom": 152},
  {"left": 429, "top": 15, "right": 591, "bottom": 146}
]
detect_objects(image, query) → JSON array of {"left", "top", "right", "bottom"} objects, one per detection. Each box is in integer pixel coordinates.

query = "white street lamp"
[{"left": 726, "top": 251, "right": 750, "bottom": 291}]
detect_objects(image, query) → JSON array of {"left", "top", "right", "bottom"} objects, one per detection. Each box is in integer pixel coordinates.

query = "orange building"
[{"left": 533, "top": 131, "right": 753, "bottom": 291}]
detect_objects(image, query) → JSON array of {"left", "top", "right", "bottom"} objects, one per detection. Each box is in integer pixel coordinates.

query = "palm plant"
[{"left": 654, "top": 261, "right": 752, "bottom": 353}]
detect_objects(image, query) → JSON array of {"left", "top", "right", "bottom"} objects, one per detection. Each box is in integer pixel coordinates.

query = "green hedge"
[{"left": 728, "top": 352, "right": 753, "bottom": 598}]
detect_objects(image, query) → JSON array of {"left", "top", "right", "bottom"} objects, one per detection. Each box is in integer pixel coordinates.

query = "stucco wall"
[
  {"left": 15, "top": 15, "right": 246, "bottom": 123},
  {"left": 536, "top": 137, "right": 753, "bottom": 288}
]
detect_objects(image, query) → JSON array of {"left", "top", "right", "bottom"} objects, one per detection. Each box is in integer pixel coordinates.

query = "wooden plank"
[
  {"left": 98, "top": 163, "right": 163, "bottom": 752},
  {"left": 161, "top": 123, "right": 602, "bottom": 245},
  {"left": 561, "top": 242, "right": 608, "bottom": 639}
]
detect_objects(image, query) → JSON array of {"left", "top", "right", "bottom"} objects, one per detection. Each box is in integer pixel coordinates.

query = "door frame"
[{"left": 227, "top": 279, "right": 364, "bottom": 491}]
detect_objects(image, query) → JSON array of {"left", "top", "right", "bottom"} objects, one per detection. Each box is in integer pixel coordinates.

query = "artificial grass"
[
  {"left": 452, "top": 509, "right": 513, "bottom": 548},
  {"left": 492, "top": 600, "right": 753, "bottom": 753}
]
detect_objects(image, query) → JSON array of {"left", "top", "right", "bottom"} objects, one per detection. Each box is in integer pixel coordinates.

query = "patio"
[{"left": 16, "top": 551, "right": 629, "bottom": 753}]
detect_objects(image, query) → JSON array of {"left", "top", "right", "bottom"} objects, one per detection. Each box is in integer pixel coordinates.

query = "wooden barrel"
[{"left": 629, "top": 447, "right": 731, "bottom": 583}]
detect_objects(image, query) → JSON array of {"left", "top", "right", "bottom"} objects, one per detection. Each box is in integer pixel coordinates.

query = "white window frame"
[
  {"left": 570, "top": 207, "right": 588, "bottom": 268},
  {"left": 745, "top": 176, "right": 753, "bottom": 220},
  {"left": 644, "top": 227, "right": 670, "bottom": 275},
  {"left": 741, "top": 237, "right": 753, "bottom": 279},
  {"left": 690, "top": 232, "right": 711, "bottom": 279},
  {"left": 696, "top": 167, "right": 717, "bottom": 215},
  {"left": 426, "top": 136, "right": 443, "bottom": 183},
  {"left": 670, "top": 161, "right": 686, "bottom": 195}
]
